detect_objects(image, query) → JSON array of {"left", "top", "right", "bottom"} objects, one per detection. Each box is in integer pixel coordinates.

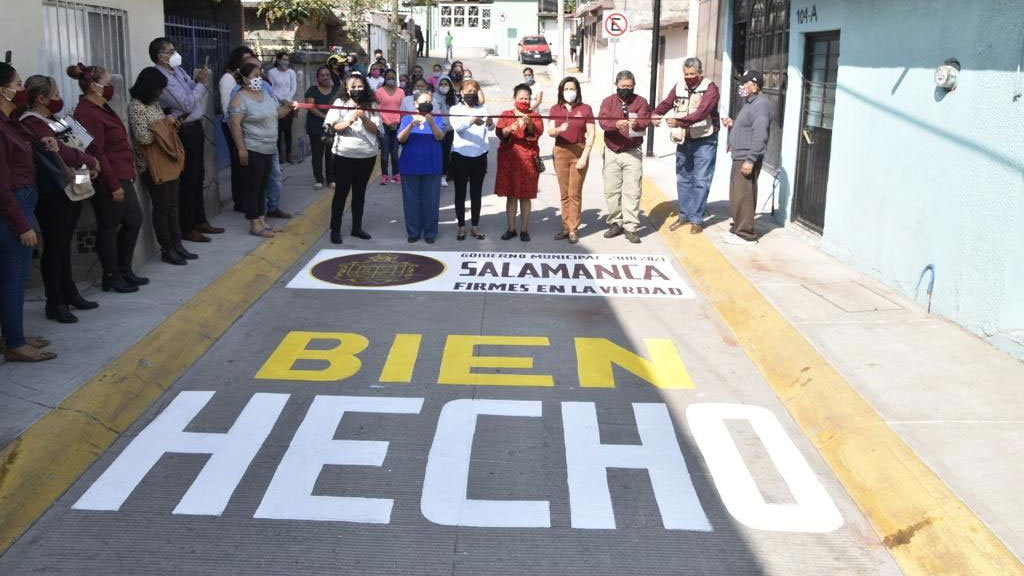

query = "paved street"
[{"left": 0, "top": 58, "right": 1020, "bottom": 575}]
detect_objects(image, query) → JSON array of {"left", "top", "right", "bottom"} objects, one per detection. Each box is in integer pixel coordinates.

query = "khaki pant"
[
  {"left": 729, "top": 158, "right": 761, "bottom": 240},
  {"left": 602, "top": 147, "right": 643, "bottom": 232},
  {"left": 553, "top": 143, "right": 589, "bottom": 233}
]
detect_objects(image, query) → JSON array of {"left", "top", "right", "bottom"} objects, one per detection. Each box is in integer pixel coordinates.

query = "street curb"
[
  {"left": 0, "top": 188, "right": 339, "bottom": 554},
  {"left": 639, "top": 172, "right": 1024, "bottom": 575}
]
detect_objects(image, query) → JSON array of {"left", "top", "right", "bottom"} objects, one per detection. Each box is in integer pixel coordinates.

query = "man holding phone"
[{"left": 150, "top": 37, "right": 224, "bottom": 243}]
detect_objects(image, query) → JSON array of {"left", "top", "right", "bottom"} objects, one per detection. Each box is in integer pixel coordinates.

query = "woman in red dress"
[{"left": 495, "top": 83, "right": 544, "bottom": 242}]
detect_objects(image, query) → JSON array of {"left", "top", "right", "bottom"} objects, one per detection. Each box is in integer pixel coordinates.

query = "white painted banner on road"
[{"left": 287, "top": 250, "right": 695, "bottom": 299}]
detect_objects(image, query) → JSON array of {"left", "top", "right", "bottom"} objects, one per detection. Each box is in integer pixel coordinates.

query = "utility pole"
[
  {"left": 391, "top": 0, "right": 400, "bottom": 73},
  {"left": 557, "top": 0, "right": 565, "bottom": 79},
  {"left": 645, "top": 0, "right": 662, "bottom": 157}
]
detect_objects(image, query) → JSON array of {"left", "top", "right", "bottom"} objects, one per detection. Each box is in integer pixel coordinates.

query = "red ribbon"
[{"left": 294, "top": 101, "right": 658, "bottom": 123}]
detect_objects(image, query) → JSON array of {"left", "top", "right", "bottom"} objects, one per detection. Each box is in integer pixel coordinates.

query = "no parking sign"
[{"left": 602, "top": 12, "right": 629, "bottom": 40}]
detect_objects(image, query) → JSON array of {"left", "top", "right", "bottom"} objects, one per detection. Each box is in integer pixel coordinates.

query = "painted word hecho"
[{"left": 73, "top": 392, "right": 844, "bottom": 534}]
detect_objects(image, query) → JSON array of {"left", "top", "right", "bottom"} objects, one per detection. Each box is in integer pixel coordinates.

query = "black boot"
[
  {"left": 102, "top": 273, "right": 139, "bottom": 293},
  {"left": 121, "top": 268, "right": 150, "bottom": 286},
  {"left": 67, "top": 294, "right": 99, "bottom": 310},
  {"left": 330, "top": 230, "right": 343, "bottom": 244},
  {"left": 174, "top": 243, "right": 198, "bottom": 260},
  {"left": 161, "top": 249, "right": 187, "bottom": 266},
  {"left": 45, "top": 301, "right": 79, "bottom": 324}
]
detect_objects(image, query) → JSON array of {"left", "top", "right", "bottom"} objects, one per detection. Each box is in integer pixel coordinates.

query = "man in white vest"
[{"left": 652, "top": 58, "right": 721, "bottom": 234}]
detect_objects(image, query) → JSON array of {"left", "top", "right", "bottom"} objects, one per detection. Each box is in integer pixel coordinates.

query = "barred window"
[
  {"left": 43, "top": 1, "right": 130, "bottom": 109},
  {"left": 731, "top": 0, "right": 790, "bottom": 174}
]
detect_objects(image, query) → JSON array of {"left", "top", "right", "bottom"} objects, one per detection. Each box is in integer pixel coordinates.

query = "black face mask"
[
  {"left": 463, "top": 93, "right": 479, "bottom": 106},
  {"left": 616, "top": 87, "right": 634, "bottom": 101},
  {"left": 417, "top": 102, "right": 434, "bottom": 114},
  {"left": 451, "top": 71, "right": 464, "bottom": 82},
  {"left": 349, "top": 89, "right": 364, "bottom": 101}
]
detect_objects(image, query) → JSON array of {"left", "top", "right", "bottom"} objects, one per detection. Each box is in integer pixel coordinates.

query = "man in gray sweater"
[{"left": 723, "top": 70, "right": 771, "bottom": 244}]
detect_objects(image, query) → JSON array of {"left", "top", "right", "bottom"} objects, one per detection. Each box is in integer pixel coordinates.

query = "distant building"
[{"left": 407, "top": 0, "right": 544, "bottom": 60}]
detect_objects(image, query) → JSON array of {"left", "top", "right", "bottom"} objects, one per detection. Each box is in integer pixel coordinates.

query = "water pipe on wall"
[
  {"left": 1015, "top": 30, "right": 1023, "bottom": 102},
  {"left": 916, "top": 264, "right": 936, "bottom": 313}
]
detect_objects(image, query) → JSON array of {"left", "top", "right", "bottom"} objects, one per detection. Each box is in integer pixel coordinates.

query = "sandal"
[
  {"left": 249, "top": 227, "right": 276, "bottom": 238},
  {"left": 0, "top": 336, "right": 49, "bottom": 352},
  {"left": 4, "top": 347, "right": 58, "bottom": 363}
]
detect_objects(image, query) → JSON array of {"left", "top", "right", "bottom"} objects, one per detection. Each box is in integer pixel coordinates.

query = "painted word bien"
[
  {"left": 255, "top": 331, "right": 695, "bottom": 389},
  {"left": 73, "top": 392, "right": 844, "bottom": 534}
]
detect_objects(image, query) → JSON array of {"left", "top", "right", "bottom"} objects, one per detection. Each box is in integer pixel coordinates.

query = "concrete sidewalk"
[{"left": 0, "top": 162, "right": 325, "bottom": 448}]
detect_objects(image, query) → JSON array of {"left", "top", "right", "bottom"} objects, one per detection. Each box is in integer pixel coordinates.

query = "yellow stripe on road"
[
  {"left": 640, "top": 176, "right": 1023, "bottom": 575},
  {"left": 0, "top": 189, "right": 337, "bottom": 553}
]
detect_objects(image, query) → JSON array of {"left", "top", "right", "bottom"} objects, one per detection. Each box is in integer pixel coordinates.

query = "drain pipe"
[{"left": 916, "top": 264, "right": 936, "bottom": 313}]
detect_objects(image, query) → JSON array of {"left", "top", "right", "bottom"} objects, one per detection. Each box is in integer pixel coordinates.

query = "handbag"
[
  {"left": 534, "top": 154, "right": 546, "bottom": 174},
  {"left": 65, "top": 165, "right": 95, "bottom": 202},
  {"left": 321, "top": 123, "right": 336, "bottom": 145},
  {"left": 32, "top": 147, "right": 71, "bottom": 192}
]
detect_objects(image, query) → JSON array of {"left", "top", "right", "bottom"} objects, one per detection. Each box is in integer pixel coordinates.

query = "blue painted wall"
[{"left": 726, "top": 0, "right": 1024, "bottom": 355}]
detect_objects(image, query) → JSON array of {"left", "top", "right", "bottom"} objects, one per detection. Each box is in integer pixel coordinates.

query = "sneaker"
[
  {"left": 603, "top": 223, "right": 624, "bottom": 238},
  {"left": 441, "top": 176, "right": 449, "bottom": 187},
  {"left": 624, "top": 231, "right": 641, "bottom": 244},
  {"left": 328, "top": 182, "right": 336, "bottom": 189},
  {"left": 380, "top": 175, "right": 389, "bottom": 185},
  {"left": 723, "top": 233, "right": 755, "bottom": 245},
  {"left": 314, "top": 182, "right": 324, "bottom": 190},
  {"left": 392, "top": 174, "right": 402, "bottom": 184}
]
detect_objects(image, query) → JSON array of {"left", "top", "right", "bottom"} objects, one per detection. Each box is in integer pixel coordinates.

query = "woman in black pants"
[
  {"left": 323, "top": 74, "right": 381, "bottom": 244},
  {"left": 304, "top": 66, "right": 335, "bottom": 190},
  {"left": 219, "top": 46, "right": 255, "bottom": 211},
  {"left": 20, "top": 75, "right": 100, "bottom": 322},
  {"left": 69, "top": 63, "right": 147, "bottom": 293},
  {"left": 448, "top": 79, "right": 492, "bottom": 240}
]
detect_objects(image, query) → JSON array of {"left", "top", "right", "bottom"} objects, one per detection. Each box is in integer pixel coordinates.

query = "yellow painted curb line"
[
  {"left": 0, "top": 189, "right": 335, "bottom": 554},
  {"left": 640, "top": 176, "right": 1023, "bottom": 575}
]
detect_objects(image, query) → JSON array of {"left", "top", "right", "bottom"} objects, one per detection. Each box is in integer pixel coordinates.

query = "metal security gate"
[
  {"left": 42, "top": 1, "right": 131, "bottom": 108},
  {"left": 165, "top": 16, "right": 230, "bottom": 79},
  {"left": 793, "top": 32, "right": 840, "bottom": 232}
]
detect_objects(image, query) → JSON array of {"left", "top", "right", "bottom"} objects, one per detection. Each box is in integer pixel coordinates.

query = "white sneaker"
[
  {"left": 313, "top": 183, "right": 323, "bottom": 190},
  {"left": 441, "top": 176, "right": 449, "bottom": 187},
  {"left": 723, "top": 233, "right": 756, "bottom": 245}
]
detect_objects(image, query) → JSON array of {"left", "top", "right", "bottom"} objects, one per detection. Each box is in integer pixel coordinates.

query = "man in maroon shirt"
[
  {"left": 598, "top": 70, "right": 650, "bottom": 244},
  {"left": 652, "top": 58, "right": 720, "bottom": 234}
]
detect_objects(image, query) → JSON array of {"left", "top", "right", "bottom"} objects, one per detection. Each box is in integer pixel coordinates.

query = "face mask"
[
  {"left": 439, "top": 85, "right": 450, "bottom": 95},
  {"left": 248, "top": 77, "right": 263, "bottom": 91},
  {"left": 463, "top": 93, "right": 479, "bottom": 106},
  {"left": 412, "top": 72, "right": 423, "bottom": 80},
  {"left": 616, "top": 87, "right": 633, "bottom": 101},
  {"left": 375, "top": 56, "right": 385, "bottom": 63},
  {"left": 417, "top": 102, "right": 433, "bottom": 114},
  {"left": 95, "top": 83, "right": 115, "bottom": 101},
  {"left": 413, "top": 89, "right": 422, "bottom": 97},
  {"left": 684, "top": 76, "right": 700, "bottom": 89},
  {"left": 515, "top": 100, "right": 531, "bottom": 113},
  {"left": 47, "top": 97, "right": 64, "bottom": 115},
  {"left": 371, "top": 69, "right": 381, "bottom": 78},
  {"left": 385, "top": 78, "right": 396, "bottom": 87},
  {"left": 523, "top": 76, "right": 535, "bottom": 85},
  {"left": 168, "top": 52, "right": 183, "bottom": 69},
  {"left": 279, "top": 60, "right": 290, "bottom": 69},
  {"left": 433, "top": 71, "right": 442, "bottom": 78},
  {"left": 737, "top": 84, "right": 750, "bottom": 98},
  {"left": 563, "top": 90, "right": 577, "bottom": 103},
  {"left": 451, "top": 72, "right": 463, "bottom": 82},
  {"left": 349, "top": 89, "right": 364, "bottom": 101},
  {"left": 3, "top": 87, "right": 29, "bottom": 111}
]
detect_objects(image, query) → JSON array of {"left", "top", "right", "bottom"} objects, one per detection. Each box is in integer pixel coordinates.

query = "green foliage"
[{"left": 257, "top": 0, "right": 338, "bottom": 26}]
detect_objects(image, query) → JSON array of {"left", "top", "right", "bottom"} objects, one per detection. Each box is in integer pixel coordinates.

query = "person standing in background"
[
  {"left": 722, "top": 70, "right": 770, "bottom": 245},
  {"left": 415, "top": 25, "right": 425, "bottom": 58},
  {"left": 376, "top": 68, "right": 405, "bottom": 185},
  {"left": 445, "top": 31, "right": 454, "bottom": 61},
  {"left": 267, "top": 51, "right": 297, "bottom": 165},
  {"left": 305, "top": 66, "right": 335, "bottom": 191},
  {"left": 220, "top": 46, "right": 255, "bottom": 213},
  {"left": 367, "top": 64, "right": 386, "bottom": 91},
  {"left": 522, "top": 68, "right": 543, "bottom": 112},
  {"left": 433, "top": 76, "right": 456, "bottom": 188}
]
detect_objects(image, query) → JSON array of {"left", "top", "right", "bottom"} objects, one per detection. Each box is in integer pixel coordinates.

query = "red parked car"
[{"left": 518, "top": 35, "right": 552, "bottom": 65}]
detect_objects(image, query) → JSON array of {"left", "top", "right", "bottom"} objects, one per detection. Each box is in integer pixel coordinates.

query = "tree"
[{"left": 257, "top": 0, "right": 376, "bottom": 41}]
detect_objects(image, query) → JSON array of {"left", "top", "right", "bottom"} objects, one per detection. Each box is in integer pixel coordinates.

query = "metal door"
[{"left": 793, "top": 32, "right": 839, "bottom": 232}]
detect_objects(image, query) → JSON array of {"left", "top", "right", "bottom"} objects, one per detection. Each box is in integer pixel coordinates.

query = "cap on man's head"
[{"left": 738, "top": 70, "right": 764, "bottom": 89}]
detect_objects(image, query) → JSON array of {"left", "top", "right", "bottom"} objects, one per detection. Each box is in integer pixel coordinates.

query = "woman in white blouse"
[{"left": 323, "top": 74, "right": 382, "bottom": 245}]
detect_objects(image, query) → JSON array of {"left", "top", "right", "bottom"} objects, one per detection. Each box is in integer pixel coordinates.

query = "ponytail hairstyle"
[
  {"left": 67, "top": 62, "right": 107, "bottom": 94},
  {"left": 24, "top": 75, "right": 57, "bottom": 108}
]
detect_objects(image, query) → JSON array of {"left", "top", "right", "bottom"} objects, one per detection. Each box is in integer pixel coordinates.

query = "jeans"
[
  {"left": 91, "top": 179, "right": 143, "bottom": 276},
  {"left": 36, "top": 184, "right": 83, "bottom": 306},
  {"left": 0, "top": 186, "right": 38, "bottom": 349},
  {"left": 676, "top": 134, "right": 718, "bottom": 224},
  {"left": 401, "top": 173, "right": 442, "bottom": 240},
  {"left": 309, "top": 135, "right": 335, "bottom": 185},
  {"left": 244, "top": 151, "right": 274, "bottom": 220},
  {"left": 451, "top": 152, "right": 487, "bottom": 227},
  {"left": 379, "top": 125, "right": 400, "bottom": 177},
  {"left": 331, "top": 155, "right": 377, "bottom": 233},
  {"left": 267, "top": 149, "right": 283, "bottom": 212},
  {"left": 178, "top": 121, "right": 207, "bottom": 232}
]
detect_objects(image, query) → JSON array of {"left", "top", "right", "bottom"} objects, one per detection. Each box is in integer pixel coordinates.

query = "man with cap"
[
  {"left": 651, "top": 57, "right": 721, "bottom": 234},
  {"left": 722, "top": 70, "right": 770, "bottom": 244}
]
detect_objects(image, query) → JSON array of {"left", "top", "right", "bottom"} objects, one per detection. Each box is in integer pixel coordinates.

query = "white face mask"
[
  {"left": 563, "top": 90, "right": 577, "bottom": 102},
  {"left": 168, "top": 52, "right": 183, "bottom": 69},
  {"left": 439, "top": 85, "right": 450, "bottom": 95},
  {"left": 249, "top": 77, "right": 263, "bottom": 91}
]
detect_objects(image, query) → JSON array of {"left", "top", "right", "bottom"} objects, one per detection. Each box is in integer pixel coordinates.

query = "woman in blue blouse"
[{"left": 397, "top": 91, "right": 446, "bottom": 243}]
